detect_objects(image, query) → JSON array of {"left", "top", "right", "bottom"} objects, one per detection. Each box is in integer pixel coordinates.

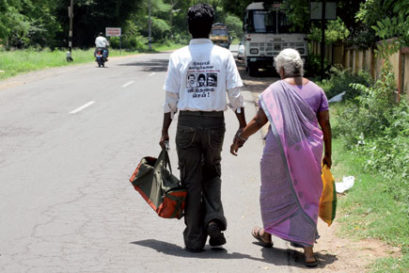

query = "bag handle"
[{"left": 154, "top": 147, "right": 173, "bottom": 174}]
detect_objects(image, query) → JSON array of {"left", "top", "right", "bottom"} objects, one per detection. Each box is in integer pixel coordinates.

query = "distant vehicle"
[
  {"left": 243, "top": 2, "right": 308, "bottom": 76},
  {"left": 210, "top": 23, "right": 231, "bottom": 49},
  {"left": 237, "top": 41, "right": 245, "bottom": 60}
]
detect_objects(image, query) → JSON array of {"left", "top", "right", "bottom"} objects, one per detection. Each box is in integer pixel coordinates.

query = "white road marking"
[
  {"left": 122, "top": 81, "right": 135, "bottom": 88},
  {"left": 149, "top": 72, "right": 156, "bottom": 76},
  {"left": 69, "top": 101, "right": 95, "bottom": 114}
]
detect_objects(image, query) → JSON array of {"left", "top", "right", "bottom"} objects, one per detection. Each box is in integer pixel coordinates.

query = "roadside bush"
[
  {"left": 304, "top": 54, "right": 321, "bottom": 77},
  {"left": 110, "top": 34, "right": 148, "bottom": 51},
  {"left": 337, "top": 63, "right": 395, "bottom": 143},
  {"left": 320, "top": 66, "right": 372, "bottom": 100},
  {"left": 335, "top": 62, "right": 409, "bottom": 205}
]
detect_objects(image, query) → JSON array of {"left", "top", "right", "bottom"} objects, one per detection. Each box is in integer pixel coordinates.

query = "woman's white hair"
[{"left": 274, "top": 48, "right": 304, "bottom": 77}]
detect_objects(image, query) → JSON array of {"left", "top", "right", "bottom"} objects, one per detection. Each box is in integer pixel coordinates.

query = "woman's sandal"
[
  {"left": 251, "top": 226, "right": 273, "bottom": 248},
  {"left": 305, "top": 255, "right": 318, "bottom": 268}
]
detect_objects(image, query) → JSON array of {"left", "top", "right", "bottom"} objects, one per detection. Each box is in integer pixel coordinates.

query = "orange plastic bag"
[{"left": 319, "top": 165, "right": 337, "bottom": 226}]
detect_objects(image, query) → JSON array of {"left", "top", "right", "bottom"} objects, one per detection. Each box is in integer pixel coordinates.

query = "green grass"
[
  {"left": 330, "top": 104, "right": 409, "bottom": 273},
  {"left": 152, "top": 42, "right": 185, "bottom": 52},
  {"left": 0, "top": 43, "right": 184, "bottom": 81}
]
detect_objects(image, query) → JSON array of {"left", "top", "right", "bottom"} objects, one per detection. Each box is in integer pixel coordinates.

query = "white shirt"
[
  {"left": 95, "top": 36, "right": 109, "bottom": 47},
  {"left": 163, "top": 39, "right": 244, "bottom": 116}
]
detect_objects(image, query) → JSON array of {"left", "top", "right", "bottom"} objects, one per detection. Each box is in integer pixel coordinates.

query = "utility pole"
[
  {"left": 148, "top": 0, "right": 152, "bottom": 50},
  {"left": 67, "top": 0, "right": 74, "bottom": 61},
  {"left": 320, "top": 0, "right": 326, "bottom": 79}
]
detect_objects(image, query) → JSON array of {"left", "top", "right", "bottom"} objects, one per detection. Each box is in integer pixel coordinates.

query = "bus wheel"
[{"left": 247, "top": 63, "right": 258, "bottom": 77}]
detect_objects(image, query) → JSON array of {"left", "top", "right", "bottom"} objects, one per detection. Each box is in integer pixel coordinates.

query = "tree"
[
  {"left": 225, "top": 14, "right": 243, "bottom": 41},
  {"left": 0, "top": 0, "right": 61, "bottom": 48},
  {"left": 55, "top": 0, "right": 143, "bottom": 48},
  {"left": 362, "top": 0, "right": 409, "bottom": 56}
]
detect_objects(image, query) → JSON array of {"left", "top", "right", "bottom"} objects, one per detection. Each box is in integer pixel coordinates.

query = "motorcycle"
[{"left": 95, "top": 47, "right": 108, "bottom": 67}]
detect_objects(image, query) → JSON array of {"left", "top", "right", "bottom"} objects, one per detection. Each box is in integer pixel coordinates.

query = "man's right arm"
[
  {"left": 160, "top": 92, "right": 178, "bottom": 149},
  {"left": 160, "top": 112, "right": 172, "bottom": 149},
  {"left": 160, "top": 54, "right": 179, "bottom": 148}
]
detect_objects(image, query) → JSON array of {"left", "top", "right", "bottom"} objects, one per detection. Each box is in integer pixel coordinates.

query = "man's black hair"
[
  {"left": 98, "top": 32, "right": 103, "bottom": 36},
  {"left": 187, "top": 4, "right": 214, "bottom": 38}
]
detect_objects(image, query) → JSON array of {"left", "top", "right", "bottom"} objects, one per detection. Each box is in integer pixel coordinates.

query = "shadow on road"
[
  {"left": 131, "top": 239, "right": 337, "bottom": 270},
  {"left": 260, "top": 244, "right": 338, "bottom": 269},
  {"left": 131, "top": 239, "right": 266, "bottom": 262},
  {"left": 118, "top": 59, "right": 169, "bottom": 72}
]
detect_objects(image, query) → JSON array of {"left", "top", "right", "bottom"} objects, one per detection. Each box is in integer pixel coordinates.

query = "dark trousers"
[{"left": 176, "top": 111, "right": 227, "bottom": 250}]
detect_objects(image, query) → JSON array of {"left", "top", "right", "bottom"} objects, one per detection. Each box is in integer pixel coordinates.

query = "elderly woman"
[{"left": 231, "top": 48, "right": 332, "bottom": 267}]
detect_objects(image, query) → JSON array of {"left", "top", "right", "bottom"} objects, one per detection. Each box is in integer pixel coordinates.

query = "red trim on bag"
[
  {"left": 129, "top": 157, "right": 156, "bottom": 183},
  {"left": 157, "top": 191, "right": 187, "bottom": 219}
]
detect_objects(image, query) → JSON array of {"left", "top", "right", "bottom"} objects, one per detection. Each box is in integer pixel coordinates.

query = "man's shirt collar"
[{"left": 189, "top": 39, "right": 212, "bottom": 46}]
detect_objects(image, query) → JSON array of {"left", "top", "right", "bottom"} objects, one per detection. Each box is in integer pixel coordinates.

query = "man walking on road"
[{"left": 159, "top": 3, "right": 246, "bottom": 252}]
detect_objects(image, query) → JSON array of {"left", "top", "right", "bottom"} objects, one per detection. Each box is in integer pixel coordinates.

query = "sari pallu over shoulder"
[{"left": 258, "top": 80, "right": 323, "bottom": 246}]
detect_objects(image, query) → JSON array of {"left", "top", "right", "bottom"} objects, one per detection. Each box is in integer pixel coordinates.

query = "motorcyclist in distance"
[{"left": 95, "top": 32, "right": 109, "bottom": 60}]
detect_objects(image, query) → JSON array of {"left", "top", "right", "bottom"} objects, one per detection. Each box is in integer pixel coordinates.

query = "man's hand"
[
  {"left": 160, "top": 113, "right": 172, "bottom": 149},
  {"left": 230, "top": 141, "right": 240, "bottom": 156},
  {"left": 159, "top": 132, "right": 169, "bottom": 149}
]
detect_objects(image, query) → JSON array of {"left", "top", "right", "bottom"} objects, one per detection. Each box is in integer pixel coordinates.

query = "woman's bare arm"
[
  {"left": 317, "top": 110, "right": 332, "bottom": 168},
  {"left": 230, "top": 108, "right": 268, "bottom": 156}
]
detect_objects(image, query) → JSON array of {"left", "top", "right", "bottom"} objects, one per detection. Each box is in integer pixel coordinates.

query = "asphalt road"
[{"left": 0, "top": 52, "right": 307, "bottom": 272}]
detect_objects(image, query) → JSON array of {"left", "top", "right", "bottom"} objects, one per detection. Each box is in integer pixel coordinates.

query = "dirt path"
[{"left": 237, "top": 62, "right": 401, "bottom": 272}]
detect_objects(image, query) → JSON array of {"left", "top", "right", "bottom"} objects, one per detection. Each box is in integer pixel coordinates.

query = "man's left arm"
[{"left": 234, "top": 107, "right": 246, "bottom": 128}]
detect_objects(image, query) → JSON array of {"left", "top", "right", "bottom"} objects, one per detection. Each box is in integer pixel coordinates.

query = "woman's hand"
[
  {"left": 323, "top": 155, "right": 332, "bottom": 169},
  {"left": 230, "top": 109, "right": 268, "bottom": 156}
]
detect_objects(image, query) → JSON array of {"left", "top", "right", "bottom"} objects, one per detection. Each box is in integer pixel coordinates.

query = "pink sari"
[{"left": 259, "top": 80, "right": 323, "bottom": 246}]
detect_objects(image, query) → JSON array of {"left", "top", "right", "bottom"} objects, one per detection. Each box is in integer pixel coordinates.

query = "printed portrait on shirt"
[
  {"left": 197, "top": 74, "right": 206, "bottom": 87},
  {"left": 186, "top": 60, "right": 220, "bottom": 99},
  {"left": 206, "top": 73, "right": 217, "bottom": 87},
  {"left": 186, "top": 73, "right": 196, "bottom": 88}
]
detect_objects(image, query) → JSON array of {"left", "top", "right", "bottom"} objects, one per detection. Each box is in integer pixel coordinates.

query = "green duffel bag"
[{"left": 129, "top": 148, "right": 186, "bottom": 219}]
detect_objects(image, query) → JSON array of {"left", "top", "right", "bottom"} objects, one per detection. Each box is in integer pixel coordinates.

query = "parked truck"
[{"left": 243, "top": 2, "right": 308, "bottom": 76}]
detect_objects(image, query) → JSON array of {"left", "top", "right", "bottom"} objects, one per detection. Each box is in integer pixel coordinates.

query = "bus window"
[
  {"left": 251, "top": 10, "right": 276, "bottom": 33},
  {"left": 278, "top": 11, "right": 290, "bottom": 33},
  {"left": 211, "top": 29, "right": 228, "bottom": 36}
]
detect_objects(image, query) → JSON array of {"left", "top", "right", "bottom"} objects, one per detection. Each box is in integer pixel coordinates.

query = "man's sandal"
[{"left": 251, "top": 226, "right": 273, "bottom": 248}]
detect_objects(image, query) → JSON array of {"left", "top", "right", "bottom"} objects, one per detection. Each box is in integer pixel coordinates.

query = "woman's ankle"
[{"left": 303, "top": 246, "right": 314, "bottom": 257}]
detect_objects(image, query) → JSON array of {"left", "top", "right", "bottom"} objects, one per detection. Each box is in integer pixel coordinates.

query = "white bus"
[{"left": 243, "top": 2, "right": 308, "bottom": 76}]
